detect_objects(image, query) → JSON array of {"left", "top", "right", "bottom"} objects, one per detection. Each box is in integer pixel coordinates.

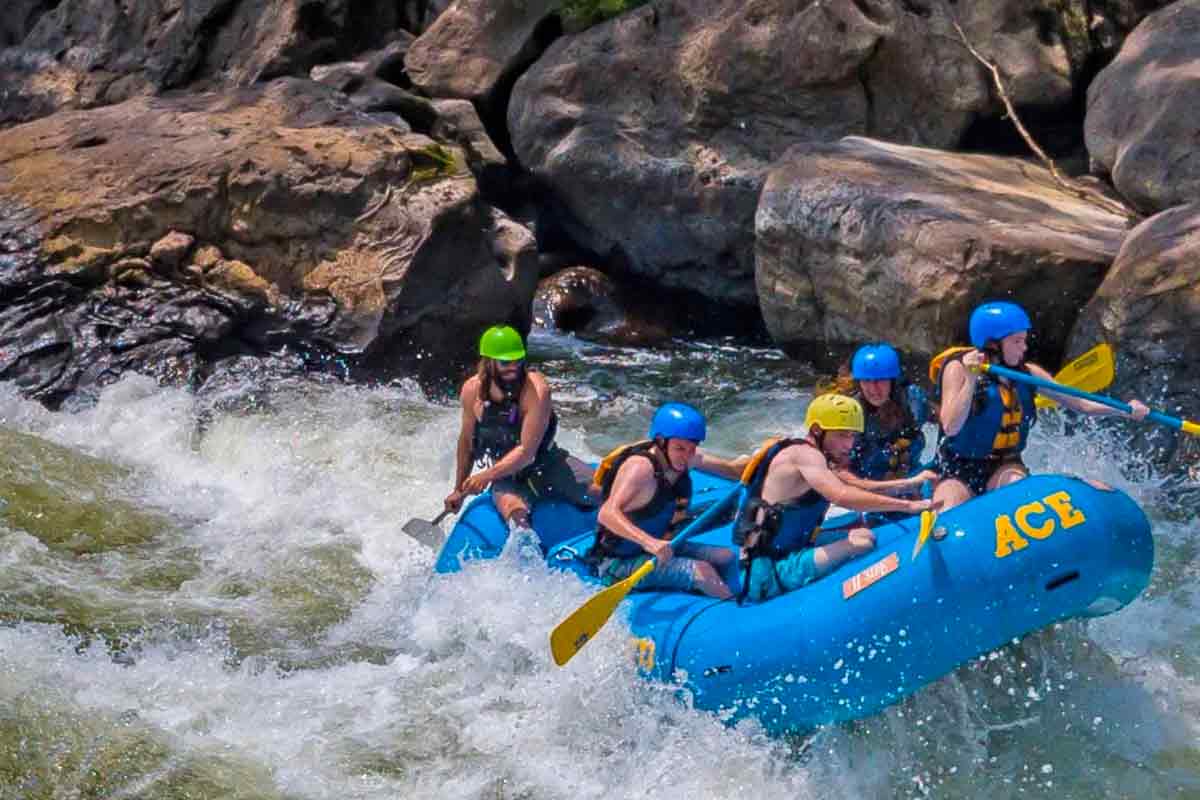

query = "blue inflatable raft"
[{"left": 434, "top": 472, "right": 1153, "bottom": 734}]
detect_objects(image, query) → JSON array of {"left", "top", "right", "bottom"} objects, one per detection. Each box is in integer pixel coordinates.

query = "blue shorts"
[
  {"left": 743, "top": 550, "right": 819, "bottom": 603},
  {"left": 598, "top": 543, "right": 730, "bottom": 593}
]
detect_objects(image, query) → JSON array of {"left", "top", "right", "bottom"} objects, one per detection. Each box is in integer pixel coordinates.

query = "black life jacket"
[
  {"left": 591, "top": 441, "right": 691, "bottom": 560},
  {"left": 470, "top": 378, "right": 557, "bottom": 474},
  {"left": 733, "top": 437, "right": 831, "bottom": 559}
]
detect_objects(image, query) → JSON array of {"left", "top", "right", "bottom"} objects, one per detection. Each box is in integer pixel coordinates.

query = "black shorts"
[
  {"left": 492, "top": 446, "right": 598, "bottom": 509},
  {"left": 936, "top": 446, "right": 1026, "bottom": 497}
]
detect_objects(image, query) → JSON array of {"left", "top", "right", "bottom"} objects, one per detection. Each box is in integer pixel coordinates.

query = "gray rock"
[
  {"left": 1085, "top": 0, "right": 1200, "bottom": 214},
  {"left": 1069, "top": 202, "right": 1200, "bottom": 468},
  {"left": 755, "top": 137, "right": 1130, "bottom": 363}
]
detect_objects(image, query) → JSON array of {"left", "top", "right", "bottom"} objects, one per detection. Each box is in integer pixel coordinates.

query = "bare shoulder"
[
  {"left": 524, "top": 369, "right": 550, "bottom": 394},
  {"left": 791, "top": 442, "right": 828, "bottom": 469},
  {"left": 460, "top": 375, "right": 480, "bottom": 404},
  {"left": 613, "top": 452, "right": 656, "bottom": 490}
]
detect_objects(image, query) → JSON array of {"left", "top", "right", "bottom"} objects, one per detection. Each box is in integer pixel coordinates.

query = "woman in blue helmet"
[
  {"left": 589, "top": 402, "right": 742, "bottom": 598},
  {"left": 932, "top": 301, "right": 1150, "bottom": 510},
  {"left": 832, "top": 343, "right": 937, "bottom": 498}
]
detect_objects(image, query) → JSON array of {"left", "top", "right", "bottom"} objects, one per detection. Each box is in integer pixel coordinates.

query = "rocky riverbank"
[{"left": 1, "top": 0, "right": 1196, "bottom": 464}]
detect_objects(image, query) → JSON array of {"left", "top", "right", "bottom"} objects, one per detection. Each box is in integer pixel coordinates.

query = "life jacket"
[
  {"left": 849, "top": 383, "right": 929, "bottom": 481},
  {"left": 929, "top": 347, "right": 1037, "bottom": 461},
  {"left": 471, "top": 378, "right": 558, "bottom": 474},
  {"left": 733, "top": 437, "right": 831, "bottom": 560},
  {"left": 591, "top": 441, "right": 691, "bottom": 559}
]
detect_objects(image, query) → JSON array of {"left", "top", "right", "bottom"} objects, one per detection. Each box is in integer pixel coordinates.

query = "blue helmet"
[
  {"left": 649, "top": 402, "right": 706, "bottom": 443},
  {"left": 969, "top": 301, "right": 1032, "bottom": 348},
  {"left": 851, "top": 343, "right": 902, "bottom": 380}
]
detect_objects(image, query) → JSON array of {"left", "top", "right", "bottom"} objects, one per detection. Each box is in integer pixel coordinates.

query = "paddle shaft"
[{"left": 984, "top": 363, "right": 1199, "bottom": 435}]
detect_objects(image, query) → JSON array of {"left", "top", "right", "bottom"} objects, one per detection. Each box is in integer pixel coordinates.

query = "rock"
[
  {"left": 310, "top": 61, "right": 369, "bottom": 93},
  {"left": 0, "top": 78, "right": 538, "bottom": 404},
  {"left": 1085, "top": 0, "right": 1200, "bottom": 214},
  {"left": 755, "top": 137, "right": 1130, "bottom": 364},
  {"left": 533, "top": 266, "right": 672, "bottom": 345},
  {"left": 405, "top": 0, "right": 561, "bottom": 106},
  {"left": 431, "top": 99, "right": 509, "bottom": 198},
  {"left": 509, "top": 0, "right": 1114, "bottom": 310},
  {"left": 1069, "top": 203, "right": 1200, "bottom": 468},
  {"left": 0, "top": 0, "right": 418, "bottom": 125},
  {"left": 149, "top": 231, "right": 195, "bottom": 273}
]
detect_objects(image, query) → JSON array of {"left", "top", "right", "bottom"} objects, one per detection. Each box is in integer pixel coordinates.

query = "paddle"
[
  {"left": 402, "top": 509, "right": 452, "bottom": 547},
  {"left": 550, "top": 482, "right": 745, "bottom": 667},
  {"left": 1035, "top": 343, "right": 1115, "bottom": 410},
  {"left": 910, "top": 509, "right": 937, "bottom": 561},
  {"left": 982, "top": 363, "right": 1200, "bottom": 437}
]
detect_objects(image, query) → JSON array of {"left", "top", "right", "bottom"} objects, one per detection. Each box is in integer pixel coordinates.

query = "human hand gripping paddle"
[
  {"left": 402, "top": 509, "right": 452, "bottom": 547},
  {"left": 981, "top": 363, "right": 1200, "bottom": 437},
  {"left": 549, "top": 480, "right": 746, "bottom": 667}
]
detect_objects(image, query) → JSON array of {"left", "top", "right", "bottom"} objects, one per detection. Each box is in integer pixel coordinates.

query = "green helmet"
[{"left": 479, "top": 325, "right": 526, "bottom": 361}]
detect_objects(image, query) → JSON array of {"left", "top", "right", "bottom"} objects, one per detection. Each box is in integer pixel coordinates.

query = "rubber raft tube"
[{"left": 434, "top": 472, "right": 1153, "bottom": 734}]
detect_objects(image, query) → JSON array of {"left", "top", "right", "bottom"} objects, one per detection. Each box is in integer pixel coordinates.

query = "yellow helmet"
[{"left": 804, "top": 393, "right": 865, "bottom": 433}]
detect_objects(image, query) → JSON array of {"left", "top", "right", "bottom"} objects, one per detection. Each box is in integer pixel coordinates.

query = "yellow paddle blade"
[
  {"left": 550, "top": 558, "right": 656, "bottom": 666},
  {"left": 910, "top": 510, "right": 936, "bottom": 562},
  {"left": 1036, "top": 343, "right": 1116, "bottom": 409},
  {"left": 1183, "top": 420, "right": 1200, "bottom": 437}
]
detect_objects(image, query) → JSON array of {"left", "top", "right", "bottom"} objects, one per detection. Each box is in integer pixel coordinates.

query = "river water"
[{"left": 1, "top": 331, "right": 1198, "bottom": 799}]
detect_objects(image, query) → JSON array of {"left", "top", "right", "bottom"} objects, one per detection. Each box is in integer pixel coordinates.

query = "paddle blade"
[
  {"left": 402, "top": 518, "right": 444, "bottom": 547},
  {"left": 551, "top": 559, "right": 655, "bottom": 666},
  {"left": 1036, "top": 344, "right": 1115, "bottom": 409},
  {"left": 910, "top": 510, "right": 936, "bottom": 561},
  {"left": 1184, "top": 420, "right": 1200, "bottom": 437}
]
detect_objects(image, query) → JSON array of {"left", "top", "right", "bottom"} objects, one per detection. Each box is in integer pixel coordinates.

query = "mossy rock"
[{"left": 559, "top": 0, "right": 648, "bottom": 31}]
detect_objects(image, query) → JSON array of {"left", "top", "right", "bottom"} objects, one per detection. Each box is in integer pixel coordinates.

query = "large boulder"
[
  {"left": 0, "top": 78, "right": 538, "bottom": 404},
  {"left": 755, "top": 137, "right": 1131, "bottom": 365},
  {"left": 0, "top": 0, "right": 419, "bottom": 126},
  {"left": 1085, "top": 0, "right": 1200, "bottom": 215},
  {"left": 405, "top": 0, "right": 561, "bottom": 108},
  {"left": 532, "top": 266, "right": 672, "bottom": 345},
  {"left": 1069, "top": 203, "right": 1200, "bottom": 468},
  {"left": 509, "top": 0, "right": 1119, "bottom": 309}
]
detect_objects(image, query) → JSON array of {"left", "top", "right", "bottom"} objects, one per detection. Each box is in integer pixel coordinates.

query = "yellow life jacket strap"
[
  {"left": 591, "top": 439, "right": 655, "bottom": 497},
  {"left": 928, "top": 346, "right": 973, "bottom": 385},
  {"left": 739, "top": 436, "right": 784, "bottom": 485}
]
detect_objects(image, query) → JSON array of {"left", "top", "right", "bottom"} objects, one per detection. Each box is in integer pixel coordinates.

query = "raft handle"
[{"left": 1045, "top": 570, "right": 1080, "bottom": 592}]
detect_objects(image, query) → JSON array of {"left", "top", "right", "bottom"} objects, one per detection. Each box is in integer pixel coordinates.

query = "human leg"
[
  {"left": 933, "top": 476, "right": 973, "bottom": 511},
  {"left": 526, "top": 449, "right": 598, "bottom": 508},
  {"left": 491, "top": 479, "right": 534, "bottom": 529},
  {"left": 987, "top": 458, "right": 1029, "bottom": 490}
]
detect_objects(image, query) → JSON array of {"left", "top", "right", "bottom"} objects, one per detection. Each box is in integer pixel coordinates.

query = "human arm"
[
  {"left": 596, "top": 457, "right": 675, "bottom": 563},
  {"left": 835, "top": 468, "right": 938, "bottom": 495},
  {"left": 798, "top": 449, "right": 934, "bottom": 515},
  {"left": 444, "top": 380, "right": 479, "bottom": 512},
  {"left": 692, "top": 449, "right": 751, "bottom": 481},
  {"left": 461, "top": 372, "right": 553, "bottom": 493},
  {"left": 938, "top": 354, "right": 981, "bottom": 436},
  {"left": 1026, "top": 363, "right": 1150, "bottom": 420}
]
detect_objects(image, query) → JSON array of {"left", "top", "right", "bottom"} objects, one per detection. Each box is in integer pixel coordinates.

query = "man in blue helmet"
[
  {"left": 931, "top": 301, "right": 1150, "bottom": 510},
  {"left": 831, "top": 343, "right": 937, "bottom": 500},
  {"left": 588, "top": 402, "right": 741, "bottom": 598}
]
